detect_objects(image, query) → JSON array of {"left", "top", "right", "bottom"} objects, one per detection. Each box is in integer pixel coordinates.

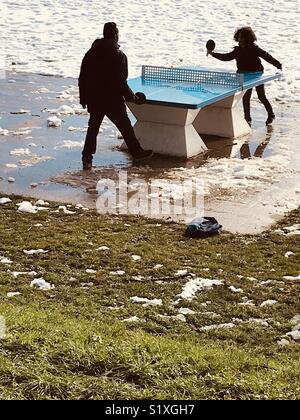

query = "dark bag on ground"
[{"left": 185, "top": 217, "right": 222, "bottom": 238}]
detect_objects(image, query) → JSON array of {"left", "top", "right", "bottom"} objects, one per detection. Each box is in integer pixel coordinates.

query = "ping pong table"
[{"left": 126, "top": 66, "right": 280, "bottom": 158}]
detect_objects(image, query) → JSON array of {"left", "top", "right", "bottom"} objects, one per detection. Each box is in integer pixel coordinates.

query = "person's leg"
[
  {"left": 242, "top": 88, "right": 253, "bottom": 124},
  {"left": 256, "top": 84, "right": 275, "bottom": 124},
  {"left": 106, "top": 103, "right": 148, "bottom": 157},
  {"left": 82, "top": 108, "right": 105, "bottom": 165}
]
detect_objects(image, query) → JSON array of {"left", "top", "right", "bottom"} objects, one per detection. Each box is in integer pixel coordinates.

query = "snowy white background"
[{"left": 1, "top": 0, "right": 299, "bottom": 102}]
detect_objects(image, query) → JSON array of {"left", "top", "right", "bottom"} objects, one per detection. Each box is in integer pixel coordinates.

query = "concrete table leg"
[
  {"left": 125, "top": 103, "right": 207, "bottom": 158},
  {"left": 193, "top": 92, "right": 251, "bottom": 138}
]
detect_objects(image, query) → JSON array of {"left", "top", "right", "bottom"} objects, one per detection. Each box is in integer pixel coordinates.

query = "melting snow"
[
  {"left": 17, "top": 201, "right": 37, "bottom": 214},
  {"left": 0, "top": 198, "right": 12, "bottom": 205},
  {"left": 130, "top": 296, "right": 162, "bottom": 307},
  {"left": 7, "top": 292, "right": 21, "bottom": 298},
  {"left": 24, "top": 249, "right": 48, "bottom": 255},
  {"left": 284, "top": 251, "right": 295, "bottom": 258},
  {"left": 11, "top": 271, "right": 37, "bottom": 277},
  {"left": 122, "top": 316, "right": 141, "bottom": 323},
  {"left": 10, "top": 148, "right": 31, "bottom": 156},
  {"left": 283, "top": 274, "right": 300, "bottom": 281},
  {"left": 54, "top": 140, "right": 84, "bottom": 149},
  {"left": 228, "top": 285, "right": 243, "bottom": 293},
  {"left": 175, "top": 278, "right": 223, "bottom": 302},
  {"left": 0, "top": 257, "right": 13, "bottom": 264},
  {"left": 110, "top": 270, "right": 125, "bottom": 276},
  {"left": 260, "top": 300, "right": 277, "bottom": 307},
  {"left": 30, "top": 278, "right": 54, "bottom": 290},
  {"left": 47, "top": 116, "right": 62, "bottom": 127}
]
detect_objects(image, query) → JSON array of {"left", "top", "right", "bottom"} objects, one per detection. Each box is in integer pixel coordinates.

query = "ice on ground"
[
  {"left": 130, "top": 296, "right": 162, "bottom": 307},
  {"left": 175, "top": 278, "right": 223, "bottom": 302},
  {"left": 275, "top": 224, "right": 300, "bottom": 236},
  {"left": 24, "top": 249, "right": 48, "bottom": 255},
  {"left": 178, "top": 308, "right": 195, "bottom": 315},
  {"left": 35, "top": 200, "right": 49, "bottom": 206},
  {"left": 54, "top": 140, "right": 84, "bottom": 149},
  {"left": 290, "top": 315, "right": 300, "bottom": 325},
  {"left": 132, "top": 275, "right": 145, "bottom": 281},
  {"left": 285, "top": 321, "right": 300, "bottom": 341},
  {"left": 153, "top": 264, "right": 164, "bottom": 270},
  {"left": 283, "top": 274, "right": 300, "bottom": 281},
  {"left": 47, "top": 105, "right": 75, "bottom": 115},
  {"left": 277, "top": 339, "right": 290, "bottom": 346},
  {"left": 131, "top": 255, "right": 141, "bottom": 261},
  {"left": 86, "top": 269, "right": 97, "bottom": 274},
  {"left": 58, "top": 205, "right": 76, "bottom": 214},
  {"left": 10, "top": 148, "right": 31, "bottom": 156},
  {"left": 0, "top": 127, "right": 10, "bottom": 136},
  {"left": 110, "top": 270, "right": 125, "bottom": 276},
  {"left": 260, "top": 300, "right": 277, "bottom": 307},
  {"left": 97, "top": 246, "right": 110, "bottom": 251},
  {"left": 7, "top": 292, "right": 21, "bottom": 298},
  {"left": 19, "top": 156, "right": 54, "bottom": 167},
  {"left": 0, "top": 256, "right": 13, "bottom": 264},
  {"left": 68, "top": 126, "right": 87, "bottom": 132},
  {"left": 122, "top": 316, "right": 141, "bottom": 323},
  {"left": 175, "top": 269, "right": 189, "bottom": 277},
  {"left": 47, "top": 116, "right": 62, "bottom": 127},
  {"left": 228, "top": 285, "right": 243, "bottom": 293},
  {"left": 81, "top": 282, "right": 94, "bottom": 288},
  {"left": 30, "top": 278, "right": 54, "bottom": 290},
  {"left": 0, "top": 198, "right": 12, "bottom": 205},
  {"left": 284, "top": 251, "right": 295, "bottom": 258},
  {"left": 11, "top": 271, "right": 37, "bottom": 277},
  {"left": 75, "top": 204, "right": 89, "bottom": 211},
  {"left": 17, "top": 201, "right": 37, "bottom": 214}
]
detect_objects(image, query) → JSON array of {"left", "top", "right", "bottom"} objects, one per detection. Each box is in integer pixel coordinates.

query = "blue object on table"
[
  {"left": 128, "top": 65, "right": 280, "bottom": 109},
  {"left": 185, "top": 217, "right": 222, "bottom": 238}
]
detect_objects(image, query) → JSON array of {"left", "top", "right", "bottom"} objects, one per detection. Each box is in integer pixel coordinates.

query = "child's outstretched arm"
[
  {"left": 209, "top": 50, "right": 236, "bottom": 61},
  {"left": 257, "top": 47, "right": 282, "bottom": 69}
]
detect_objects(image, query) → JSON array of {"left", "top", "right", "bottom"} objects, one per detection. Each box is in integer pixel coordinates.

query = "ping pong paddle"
[
  {"left": 206, "top": 39, "right": 216, "bottom": 56},
  {"left": 135, "top": 92, "right": 146, "bottom": 105}
]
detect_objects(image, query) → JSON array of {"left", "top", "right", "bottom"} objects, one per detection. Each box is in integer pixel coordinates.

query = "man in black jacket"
[{"left": 79, "top": 22, "right": 152, "bottom": 170}]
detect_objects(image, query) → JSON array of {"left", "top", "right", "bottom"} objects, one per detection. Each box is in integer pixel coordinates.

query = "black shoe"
[
  {"left": 266, "top": 114, "right": 275, "bottom": 126},
  {"left": 82, "top": 158, "right": 92, "bottom": 171},
  {"left": 132, "top": 149, "right": 154, "bottom": 161}
]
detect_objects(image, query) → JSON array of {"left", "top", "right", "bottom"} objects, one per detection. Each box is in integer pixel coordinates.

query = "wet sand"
[{"left": 0, "top": 71, "right": 299, "bottom": 233}]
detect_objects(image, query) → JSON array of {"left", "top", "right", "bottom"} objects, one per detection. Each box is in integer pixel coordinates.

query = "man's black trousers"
[{"left": 82, "top": 102, "right": 142, "bottom": 160}]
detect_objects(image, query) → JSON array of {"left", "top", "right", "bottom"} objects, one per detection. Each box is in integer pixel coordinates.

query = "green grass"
[{"left": 0, "top": 195, "right": 299, "bottom": 400}]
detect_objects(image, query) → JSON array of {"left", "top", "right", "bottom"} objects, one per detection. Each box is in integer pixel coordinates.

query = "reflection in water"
[
  {"left": 240, "top": 126, "right": 273, "bottom": 159},
  {"left": 202, "top": 125, "right": 274, "bottom": 161}
]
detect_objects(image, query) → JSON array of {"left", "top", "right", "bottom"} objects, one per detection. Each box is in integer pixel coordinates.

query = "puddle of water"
[{"left": 1, "top": 72, "right": 300, "bottom": 232}]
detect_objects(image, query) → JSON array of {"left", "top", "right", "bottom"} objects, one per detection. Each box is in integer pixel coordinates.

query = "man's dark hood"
[{"left": 91, "top": 37, "right": 120, "bottom": 51}]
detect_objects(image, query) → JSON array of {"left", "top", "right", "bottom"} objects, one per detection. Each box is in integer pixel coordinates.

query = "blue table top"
[{"left": 128, "top": 68, "right": 280, "bottom": 109}]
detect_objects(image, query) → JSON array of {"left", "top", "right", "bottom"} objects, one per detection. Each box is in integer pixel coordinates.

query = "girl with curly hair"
[{"left": 208, "top": 26, "right": 282, "bottom": 126}]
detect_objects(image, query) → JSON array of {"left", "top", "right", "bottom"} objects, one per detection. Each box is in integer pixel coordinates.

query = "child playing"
[{"left": 207, "top": 27, "right": 282, "bottom": 126}]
